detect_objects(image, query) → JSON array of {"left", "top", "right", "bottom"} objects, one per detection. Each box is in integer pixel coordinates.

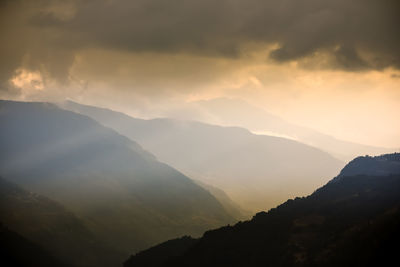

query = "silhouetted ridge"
[
  {"left": 340, "top": 153, "right": 400, "bottom": 176},
  {"left": 0, "top": 223, "right": 71, "bottom": 267},
  {"left": 331, "top": 153, "right": 400, "bottom": 183},
  {"left": 124, "top": 236, "right": 197, "bottom": 267},
  {"left": 125, "top": 153, "right": 400, "bottom": 267}
]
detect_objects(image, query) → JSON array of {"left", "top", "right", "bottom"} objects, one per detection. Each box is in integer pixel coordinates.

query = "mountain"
[
  {"left": 0, "top": 177, "right": 120, "bottom": 267},
  {"left": 193, "top": 180, "right": 251, "bottom": 220},
  {"left": 337, "top": 153, "right": 400, "bottom": 178},
  {"left": 190, "top": 98, "right": 392, "bottom": 161},
  {"left": 124, "top": 153, "right": 400, "bottom": 267},
  {"left": 0, "top": 100, "right": 234, "bottom": 263},
  {"left": 0, "top": 223, "right": 70, "bottom": 267},
  {"left": 61, "top": 100, "right": 344, "bottom": 211}
]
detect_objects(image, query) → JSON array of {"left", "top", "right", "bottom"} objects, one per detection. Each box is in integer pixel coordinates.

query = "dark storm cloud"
[{"left": 1, "top": 0, "right": 399, "bottom": 87}]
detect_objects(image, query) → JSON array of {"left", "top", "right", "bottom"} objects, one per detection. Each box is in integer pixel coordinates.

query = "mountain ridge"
[
  {"left": 124, "top": 153, "right": 400, "bottom": 267},
  {"left": 191, "top": 97, "right": 393, "bottom": 161},
  {"left": 0, "top": 100, "right": 235, "bottom": 265},
  {"left": 60, "top": 100, "right": 344, "bottom": 212}
]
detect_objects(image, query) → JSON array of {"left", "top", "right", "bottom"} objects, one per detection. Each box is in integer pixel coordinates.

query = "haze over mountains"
[
  {"left": 62, "top": 100, "right": 344, "bottom": 212},
  {"left": 0, "top": 100, "right": 235, "bottom": 265},
  {"left": 125, "top": 153, "right": 400, "bottom": 267},
  {"left": 1, "top": 1, "right": 399, "bottom": 266},
  {"left": 1, "top": 100, "right": 398, "bottom": 267},
  {"left": 166, "top": 98, "right": 393, "bottom": 161}
]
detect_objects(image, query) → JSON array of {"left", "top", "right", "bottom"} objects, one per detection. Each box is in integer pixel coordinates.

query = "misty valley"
[
  {"left": 1, "top": 100, "right": 399, "bottom": 267},
  {"left": 1, "top": 0, "right": 400, "bottom": 266}
]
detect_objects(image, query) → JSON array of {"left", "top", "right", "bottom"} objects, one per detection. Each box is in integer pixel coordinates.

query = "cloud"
[{"left": 0, "top": 0, "right": 399, "bottom": 90}]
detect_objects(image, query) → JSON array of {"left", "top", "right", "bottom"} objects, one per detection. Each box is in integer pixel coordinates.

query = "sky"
[{"left": 1, "top": 0, "right": 399, "bottom": 148}]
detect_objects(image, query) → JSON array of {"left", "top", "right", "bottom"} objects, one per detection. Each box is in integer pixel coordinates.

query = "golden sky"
[{"left": 1, "top": 0, "right": 399, "bottom": 148}]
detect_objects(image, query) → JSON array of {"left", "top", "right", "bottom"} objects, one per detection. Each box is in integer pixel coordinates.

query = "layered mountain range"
[
  {"left": 188, "top": 98, "right": 393, "bottom": 161},
  {"left": 61, "top": 100, "right": 344, "bottom": 211},
  {"left": 0, "top": 100, "right": 234, "bottom": 266},
  {"left": 125, "top": 153, "right": 400, "bottom": 267},
  {"left": 2, "top": 99, "right": 397, "bottom": 267}
]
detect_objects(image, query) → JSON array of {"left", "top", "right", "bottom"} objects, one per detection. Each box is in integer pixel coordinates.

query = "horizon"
[{"left": 1, "top": 0, "right": 399, "bottom": 148}]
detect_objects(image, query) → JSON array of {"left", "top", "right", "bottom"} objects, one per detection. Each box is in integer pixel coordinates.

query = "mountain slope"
[
  {"left": 124, "top": 153, "right": 400, "bottom": 267},
  {"left": 194, "top": 180, "right": 251, "bottom": 220},
  {"left": 0, "top": 177, "right": 119, "bottom": 267},
  {"left": 0, "top": 223, "right": 70, "bottom": 267},
  {"left": 337, "top": 153, "right": 400, "bottom": 178},
  {"left": 61, "top": 100, "right": 344, "bottom": 211},
  {"left": 0, "top": 100, "right": 234, "bottom": 261}
]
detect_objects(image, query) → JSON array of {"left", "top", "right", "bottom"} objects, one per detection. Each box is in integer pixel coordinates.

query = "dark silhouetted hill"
[
  {"left": 0, "top": 223, "right": 71, "bottom": 267},
  {"left": 0, "top": 100, "right": 234, "bottom": 264},
  {"left": 61, "top": 100, "right": 344, "bottom": 212},
  {"left": 124, "top": 236, "right": 197, "bottom": 267},
  {"left": 335, "top": 153, "right": 400, "bottom": 179},
  {"left": 0, "top": 177, "right": 121, "bottom": 267},
  {"left": 125, "top": 153, "right": 400, "bottom": 267}
]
